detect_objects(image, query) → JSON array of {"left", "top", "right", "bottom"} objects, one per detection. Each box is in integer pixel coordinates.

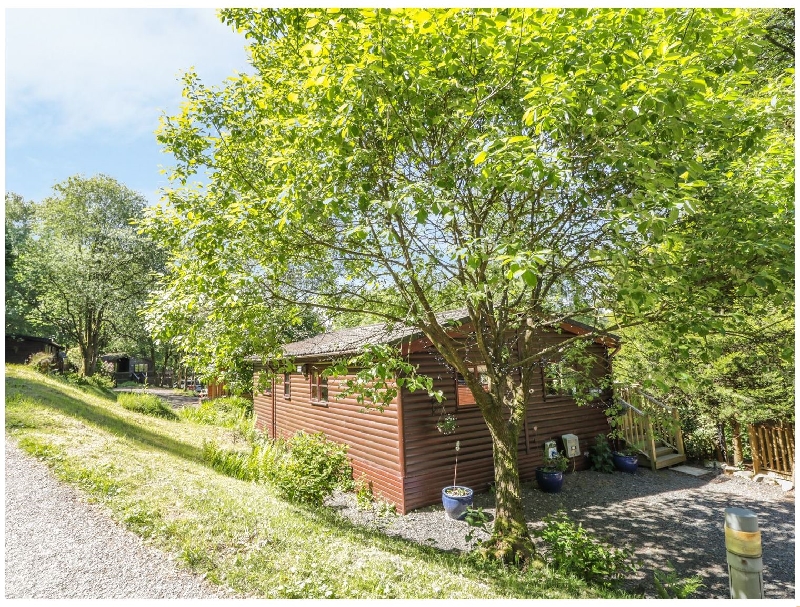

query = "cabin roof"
[
  {"left": 5, "top": 334, "right": 64, "bottom": 349},
  {"left": 252, "top": 309, "right": 618, "bottom": 361},
  {"left": 276, "top": 309, "right": 468, "bottom": 358}
]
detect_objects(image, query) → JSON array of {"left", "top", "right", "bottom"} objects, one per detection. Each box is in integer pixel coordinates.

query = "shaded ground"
[{"left": 331, "top": 465, "right": 794, "bottom": 599}]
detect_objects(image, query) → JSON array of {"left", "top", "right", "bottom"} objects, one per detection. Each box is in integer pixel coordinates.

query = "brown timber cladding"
[
  {"left": 253, "top": 367, "right": 405, "bottom": 510},
  {"left": 400, "top": 330, "right": 611, "bottom": 513}
]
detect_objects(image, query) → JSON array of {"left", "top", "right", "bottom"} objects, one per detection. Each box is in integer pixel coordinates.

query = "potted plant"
[
  {"left": 606, "top": 401, "right": 640, "bottom": 473},
  {"left": 611, "top": 445, "right": 640, "bottom": 473},
  {"left": 442, "top": 440, "right": 473, "bottom": 519},
  {"left": 535, "top": 451, "right": 570, "bottom": 493}
]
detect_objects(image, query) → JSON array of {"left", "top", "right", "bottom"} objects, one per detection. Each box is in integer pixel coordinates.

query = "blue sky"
[{"left": 5, "top": 8, "right": 252, "bottom": 205}]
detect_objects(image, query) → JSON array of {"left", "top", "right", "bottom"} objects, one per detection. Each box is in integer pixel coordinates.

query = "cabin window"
[
  {"left": 543, "top": 362, "right": 569, "bottom": 397},
  {"left": 263, "top": 374, "right": 272, "bottom": 396},
  {"left": 456, "top": 365, "right": 490, "bottom": 407},
  {"left": 283, "top": 372, "right": 291, "bottom": 398},
  {"left": 310, "top": 369, "right": 328, "bottom": 405}
]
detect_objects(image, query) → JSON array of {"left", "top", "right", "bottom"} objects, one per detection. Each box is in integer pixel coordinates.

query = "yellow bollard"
[{"left": 724, "top": 507, "right": 764, "bottom": 599}]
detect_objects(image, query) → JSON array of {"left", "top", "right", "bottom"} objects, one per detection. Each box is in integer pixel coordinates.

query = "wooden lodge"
[
  {"left": 5, "top": 334, "right": 65, "bottom": 367},
  {"left": 251, "top": 311, "right": 616, "bottom": 513},
  {"left": 100, "top": 353, "right": 153, "bottom": 383}
]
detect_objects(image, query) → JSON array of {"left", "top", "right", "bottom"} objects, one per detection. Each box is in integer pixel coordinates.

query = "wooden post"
[
  {"left": 645, "top": 414, "right": 657, "bottom": 472},
  {"left": 774, "top": 426, "right": 787, "bottom": 475},
  {"left": 724, "top": 507, "right": 763, "bottom": 599},
  {"left": 673, "top": 407, "right": 685, "bottom": 457},
  {"left": 748, "top": 426, "right": 761, "bottom": 476}
]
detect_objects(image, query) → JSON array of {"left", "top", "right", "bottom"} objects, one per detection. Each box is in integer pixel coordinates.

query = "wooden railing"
[
  {"left": 748, "top": 423, "right": 794, "bottom": 479},
  {"left": 614, "top": 384, "right": 685, "bottom": 471}
]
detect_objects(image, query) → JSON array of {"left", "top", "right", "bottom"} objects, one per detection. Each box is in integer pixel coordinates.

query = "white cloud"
[{"left": 6, "top": 8, "right": 251, "bottom": 145}]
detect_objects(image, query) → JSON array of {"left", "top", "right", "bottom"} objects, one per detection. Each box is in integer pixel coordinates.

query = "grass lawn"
[{"left": 5, "top": 365, "right": 632, "bottom": 599}]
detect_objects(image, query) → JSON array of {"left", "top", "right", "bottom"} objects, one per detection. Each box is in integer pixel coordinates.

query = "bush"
[
  {"left": 588, "top": 434, "right": 615, "bottom": 473},
  {"left": 83, "top": 373, "right": 115, "bottom": 390},
  {"left": 181, "top": 396, "right": 252, "bottom": 427},
  {"left": 181, "top": 396, "right": 255, "bottom": 442},
  {"left": 27, "top": 352, "right": 56, "bottom": 374},
  {"left": 202, "top": 437, "right": 285, "bottom": 483},
  {"left": 653, "top": 561, "right": 704, "bottom": 599},
  {"left": 202, "top": 431, "right": 352, "bottom": 507},
  {"left": 271, "top": 432, "right": 352, "bottom": 506},
  {"left": 202, "top": 440, "right": 255, "bottom": 480},
  {"left": 534, "top": 512, "right": 637, "bottom": 587},
  {"left": 118, "top": 392, "right": 178, "bottom": 420}
]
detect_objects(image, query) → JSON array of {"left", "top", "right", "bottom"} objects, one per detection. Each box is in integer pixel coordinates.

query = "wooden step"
[
  {"left": 654, "top": 452, "right": 686, "bottom": 469},
  {"left": 654, "top": 445, "right": 675, "bottom": 458}
]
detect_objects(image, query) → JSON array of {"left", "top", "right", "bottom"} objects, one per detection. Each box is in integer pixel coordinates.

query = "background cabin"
[
  {"left": 100, "top": 353, "right": 153, "bottom": 383},
  {"left": 5, "top": 334, "right": 65, "bottom": 369},
  {"left": 252, "top": 314, "right": 615, "bottom": 514}
]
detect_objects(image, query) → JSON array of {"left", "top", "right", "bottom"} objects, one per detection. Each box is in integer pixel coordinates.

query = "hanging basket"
[{"left": 437, "top": 414, "right": 458, "bottom": 435}]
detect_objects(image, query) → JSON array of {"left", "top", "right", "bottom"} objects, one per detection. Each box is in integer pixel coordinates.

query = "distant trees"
[{"left": 6, "top": 175, "right": 162, "bottom": 375}]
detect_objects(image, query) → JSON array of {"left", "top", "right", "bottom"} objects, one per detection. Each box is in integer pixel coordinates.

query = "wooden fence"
[{"left": 748, "top": 423, "right": 794, "bottom": 479}]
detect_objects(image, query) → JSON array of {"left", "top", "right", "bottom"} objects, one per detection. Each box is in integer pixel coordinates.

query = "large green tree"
[
  {"left": 9, "top": 175, "right": 161, "bottom": 375},
  {"left": 5, "top": 192, "right": 42, "bottom": 336},
  {"left": 145, "top": 9, "right": 793, "bottom": 561}
]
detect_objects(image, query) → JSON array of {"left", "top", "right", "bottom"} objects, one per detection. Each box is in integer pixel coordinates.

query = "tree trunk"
[
  {"left": 717, "top": 422, "right": 729, "bottom": 464},
  {"left": 731, "top": 418, "right": 743, "bottom": 466},
  {"left": 477, "top": 398, "right": 536, "bottom": 564},
  {"left": 82, "top": 344, "right": 99, "bottom": 376}
]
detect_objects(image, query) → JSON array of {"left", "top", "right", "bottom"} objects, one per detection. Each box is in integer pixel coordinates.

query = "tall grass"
[
  {"left": 203, "top": 432, "right": 351, "bottom": 506},
  {"left": 118, "top": 392, "right": 178, "bottom": 420},
  {"left": 181, "top": 396, "right": 254, "bottom": 441}
]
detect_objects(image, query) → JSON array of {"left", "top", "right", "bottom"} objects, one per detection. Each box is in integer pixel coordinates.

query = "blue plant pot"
[
  {"left": 535, "top": 468, "right": 564, "bottom": 493},
  {"left": 442, "top": 486, "right": 473, "bottom": 519},
  {"left": 612, "top": 452, "right": 639, "bottom": 473}
]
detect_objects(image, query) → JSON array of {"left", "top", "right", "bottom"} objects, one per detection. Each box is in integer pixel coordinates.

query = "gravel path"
[
  {"left": 329, "top": 465, "right": 795, "bottom": 599},
  {"left": 5, "top": 438, "right": 228, "bottom": 599}
]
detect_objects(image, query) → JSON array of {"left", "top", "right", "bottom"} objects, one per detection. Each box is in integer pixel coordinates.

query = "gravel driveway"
[
  {"left": 5, "top": 438, "right": 228, "bottom": 599},
  {"left": 330, "top": 465, "right": 795, "bottom": 599}
]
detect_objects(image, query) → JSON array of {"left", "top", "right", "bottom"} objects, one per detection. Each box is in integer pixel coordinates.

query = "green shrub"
[
  {"left": 653, "top": 561, "right": 704, "bottom": 598},
  {"left": 181, "top": 396, "right": 252, "bottom": 428},
  {"left": 203, "top": 440, "right": 255, "bottom": 480},
  {"left": 203, "top": 437, "right": 287, "bottom": 484},
  {"left": 588, "top": 434, "right": 615, "bottom": 473},
  {"left": 534, "top": 512, "right": 637, "bottom": 587},
  {"left": 271, "top": 432, "right": 352, "bottom": 506},
  {"left": 27, "top": 352, "right": 56, "bottom": 374},
  {"left": 202, "top": 431, "right": 352, "bottom": 507},
  {"left": 84, "top": 373, "right": 115, "bottom": 390},
  {"left": 354, "top": 476, "right": 374, "bottom": 510},
  {"left": 118, "top": 392, "right": 178, "bottom": 420}
]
